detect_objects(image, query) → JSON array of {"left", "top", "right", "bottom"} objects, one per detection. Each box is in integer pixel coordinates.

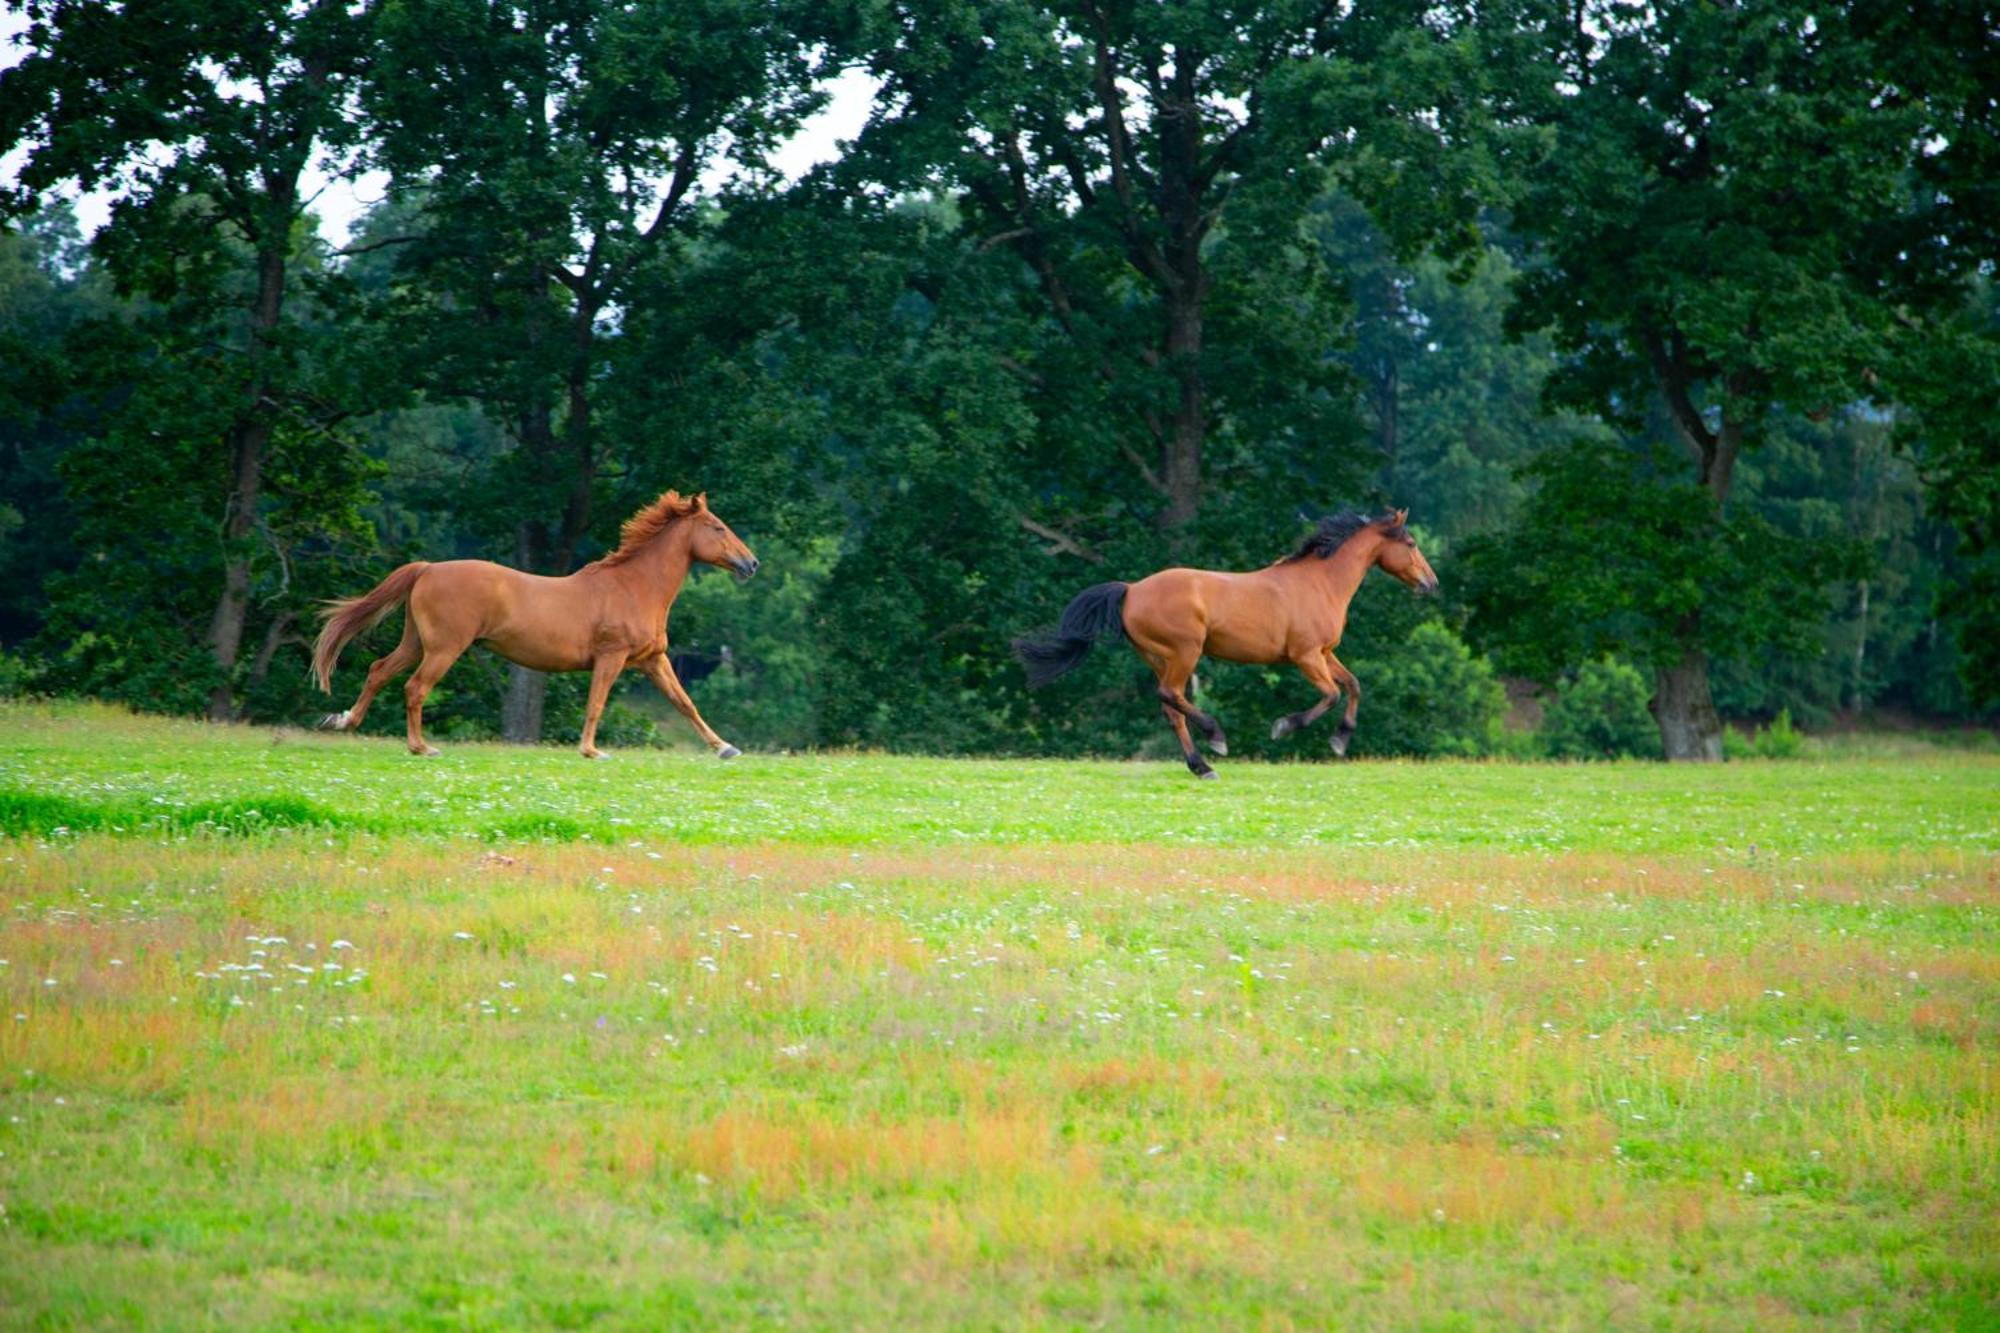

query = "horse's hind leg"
[
  {"left": 403, "top": 638, "right": 468, "bottom": 757},
  {"left": 325, "top": 619, "right": 421, "bottom": 732},
  {"left": 1160, "top": 700, "right": 1214, "bottom": 779},
  {"left": 1271, "top": 650, "right": 1341, "bottom": 743},
  {"left": 1176, "top": 673, "right": 1229, "bottom": 756},
  {"left": 1151, "top": 654, "right": 1221, "bottom": 777}
]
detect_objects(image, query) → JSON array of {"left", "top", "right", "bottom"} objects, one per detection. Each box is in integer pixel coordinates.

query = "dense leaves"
[{"left": 0, "top": 0, "right": 1993, "bottom": 758}]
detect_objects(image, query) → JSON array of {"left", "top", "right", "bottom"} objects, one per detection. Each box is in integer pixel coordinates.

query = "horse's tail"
[
  {"left": 311, "top": 562, "right": 429, "bottom": 692},
  {"left": 1013, "top": 581, "right": 1129, "bottom": 689}
]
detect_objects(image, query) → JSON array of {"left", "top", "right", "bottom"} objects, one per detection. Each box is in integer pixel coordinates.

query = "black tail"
[{"left": 1013, "top": 582, "right": 1129, "bottom": 688}]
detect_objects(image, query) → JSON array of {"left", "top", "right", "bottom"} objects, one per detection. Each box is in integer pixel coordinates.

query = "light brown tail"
[{"left": 311, "top": 562, "right": 429, "bottom": 692}]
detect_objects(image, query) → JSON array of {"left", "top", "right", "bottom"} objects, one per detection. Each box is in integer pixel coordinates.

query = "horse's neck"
[
  {"left": 1303, "top": 535, "right": 1379, "bottom": 607},
  {"left": 625, "top": 525, "right": 695, "bottom": 603}
]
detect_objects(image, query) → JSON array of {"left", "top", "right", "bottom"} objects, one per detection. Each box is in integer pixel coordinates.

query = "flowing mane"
[
  {"left": 1280, "top": 509, "right": 1405, "bottom": 563},
  {"left": 598, "top": 490, "right": 703, "bottom": 567}
]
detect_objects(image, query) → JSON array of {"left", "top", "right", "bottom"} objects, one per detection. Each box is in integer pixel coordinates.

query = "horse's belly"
[
  {"left": 1201, "top": 624, "right": 1287, "bottom": 665},
  {"left": 479, "top": 635, "right": 593, "bottom": 674}
]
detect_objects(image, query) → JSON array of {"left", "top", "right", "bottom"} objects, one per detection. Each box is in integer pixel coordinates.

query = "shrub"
[
  {"left": 1726, "top": 707, "right": 1806, "bottom": 760},
  {"left": 1541, "top": 658, "right": 1662, "bottom": 760},
  {"left": 1345, "top": 621, "right": 1508, "bottom": 758},
  {"left": 0, "top": 651, "right": 37, "bottom": 698}
]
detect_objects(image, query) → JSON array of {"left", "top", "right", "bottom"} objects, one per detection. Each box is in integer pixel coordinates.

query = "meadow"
[{"left": 1, "top": 701, "right": 1996, "bottom": 1327}]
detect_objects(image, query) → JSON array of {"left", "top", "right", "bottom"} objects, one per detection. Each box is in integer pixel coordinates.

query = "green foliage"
[
  {"left": 0, "top": 0, "right": 1995, "bottom": 752},
  {"left": 1723, "top": 708, "right": 1805, "bottom": 761},
  {"left": 1461, "top": 438, "right": 1861, "bottom": 684},
  {"left": 1344, "top": 622, "right": 1507, "bottom": 759},
  {"left": 680, "top": 536, "right": 837, "bottom": 752},
  {"left": 1541, "top": 659, "right": 1662, "bottom": 761}
]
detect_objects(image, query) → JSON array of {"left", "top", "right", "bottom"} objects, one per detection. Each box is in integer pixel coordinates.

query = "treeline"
[{"left": 1, "top": 0, "right": 1995, "bottom": 761}]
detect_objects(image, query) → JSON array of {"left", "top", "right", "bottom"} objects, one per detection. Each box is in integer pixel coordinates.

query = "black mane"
[{"left": 1282, "top": 509, "right": 1403, "bottom": 562}]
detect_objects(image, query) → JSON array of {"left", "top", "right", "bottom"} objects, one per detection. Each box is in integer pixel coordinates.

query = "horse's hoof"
[
  {"left": 319, "top": 710, "right": 351, "bottom": 731},
  {"left": 412, "top": 745, "right": 442, "bottom": 758},
  {"left": 581, "top": 748, "right": 611, "bottom": 761},
  {"left": 1330, "top": 734, "right": 1350, "bottom": 758},
  {"left": 717, "top": 744, "right": 741, "bottom": 760},
  {"left": 1207, "top": 736, "right": 1229, "bottom": 757},
  {"left": 1197, "top": 768, "right": 1220, "bottom": 781},
  {"left": 1270, "top": 717, "right": 1295, "bottom": 741}
]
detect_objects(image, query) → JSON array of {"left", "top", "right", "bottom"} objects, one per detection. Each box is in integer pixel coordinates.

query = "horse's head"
[
  {"left": 686, "top": 494, "right": 759, "bottom": 578},
  {"left": 1374, "top": 509, "right": 1438, "bottom": 594}
]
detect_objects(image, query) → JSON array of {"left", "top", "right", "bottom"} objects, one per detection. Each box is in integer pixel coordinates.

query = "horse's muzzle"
[
  {"left": 1419, "top": 574, "right": 1440, "bottom": 595},
  {"left": 732, "top": 556, "right": 760, "bottom": 578}
]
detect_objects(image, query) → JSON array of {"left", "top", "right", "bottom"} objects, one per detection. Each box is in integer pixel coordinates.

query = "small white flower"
[
  {"left": 452, "top": 931, "right": 475, "bottom": 941},
  {"left": 331, "top": 940, "right": 354, "bottom": 951},
  {"left": 561, "top": 973, "right": 576, "bottom": 984}
]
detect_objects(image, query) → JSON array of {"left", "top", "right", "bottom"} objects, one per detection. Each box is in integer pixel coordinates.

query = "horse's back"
[
  {"left": 406, "top": 560, "right": 600, "bottom": 668},
  {"left": 1126, "top": 565, "right": 1297, "bottom": 664}
]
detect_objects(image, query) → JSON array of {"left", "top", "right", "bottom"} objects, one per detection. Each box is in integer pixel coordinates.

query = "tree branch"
[{"left": 1018, "top": 514, "right": 1106, "bottom": 563}]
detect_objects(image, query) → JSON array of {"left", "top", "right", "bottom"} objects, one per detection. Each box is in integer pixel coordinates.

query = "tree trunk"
[
  {"left": 499, "top": 513, "right": 553, "bottom": 743},
  {"left": 1651, "top": 645, "right": 1724, "bottom": 762},
  {"left": 1849, "top": 577, "right": 1870, "bottom": 713},
  {"left": 1160, "top": 289, "right": 1205, "bottom": 530},
  {"left": 203, "top": 237, "right": 290, "bottom": 721},
  {"left": 502, "top": 666, "right": 547, "bottom": 743}
]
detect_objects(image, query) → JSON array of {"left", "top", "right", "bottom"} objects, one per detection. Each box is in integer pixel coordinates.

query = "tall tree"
[
  {"left": 361, "top": 0, "right": 828, "bottom": 740},
  {"left": 1496, "top": 0, "right": 1996, "bottom": 757},
  {"left": 1, "top": 0, "right": 379, "bottom": 719},
  {"left": 846, "top": 0, "right": 1503, "bottom": 551}
]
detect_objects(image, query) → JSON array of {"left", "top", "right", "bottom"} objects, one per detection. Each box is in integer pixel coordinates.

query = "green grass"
[
  {"left": 1, "top": 702, "right": 1996, "bottom": 1327},
  {"left": 1, "top": 700, "right": 1995, "bottom": 853}
]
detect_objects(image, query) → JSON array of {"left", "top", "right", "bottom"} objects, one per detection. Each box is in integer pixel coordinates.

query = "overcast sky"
[{"left": 0, "top": 12, "right": 880, "bottom": 246}]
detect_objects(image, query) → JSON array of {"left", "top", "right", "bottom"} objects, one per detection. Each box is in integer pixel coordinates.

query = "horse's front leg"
[
  {"left": 578, "top": 652, "right": 627, "bottom": 759},
  {"left": 639, "top": 654, "right": 739, "bottom": 758},
  {"left": 1326, "top": 652, "right": 1362, "bottom": 756},
  {"left": 1271, "top": 650, "right": 1341, "bottom": 743}
]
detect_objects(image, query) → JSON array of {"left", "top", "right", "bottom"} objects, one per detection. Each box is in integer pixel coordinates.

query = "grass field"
[{"left": 1, "top": 701, "right": 1996, "bottom": 1327}]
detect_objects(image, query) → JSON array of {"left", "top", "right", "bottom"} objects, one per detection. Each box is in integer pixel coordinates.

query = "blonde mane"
[{"left": 598, "top": 489, "right": 703, "bottom": 566}]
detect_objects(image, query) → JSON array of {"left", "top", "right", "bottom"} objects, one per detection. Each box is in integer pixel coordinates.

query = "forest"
[{"left": 1, "top": 0, "right": 1995, "bottom": 762}]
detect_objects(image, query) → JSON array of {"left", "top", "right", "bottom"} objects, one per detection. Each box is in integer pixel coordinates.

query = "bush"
[
  {"left": 1724, "top": 707, "right": 1806, "bottom": 760},
  {"left": 1541, "top": 658, "right": 1662, "bottom": 760},
  {"left": 1345, "top": 621, "right": 1508, "bottom": 758},
  {"left": 0, "top": 651, "right": 38, "bottom": 698}
]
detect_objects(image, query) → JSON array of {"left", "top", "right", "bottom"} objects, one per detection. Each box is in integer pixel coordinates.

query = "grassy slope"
[{"left": 1, "top": 703, "right": 1996, "bottom": 1328}]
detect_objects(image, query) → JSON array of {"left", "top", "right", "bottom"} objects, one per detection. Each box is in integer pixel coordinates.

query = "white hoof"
[
  {"left": 412, "top": 745, "right": 442, "bottom": 758},
  {"left": 716, "top": 744, "right": 741, "bottom": 760},
  {"left": 581, "top": 748, "right": 612, "bottom": 761},
  {"left": 1271, "top": 717, "right": 1295, "bottom": 740},
  {"left": 320, "top": 710, "right": 352, "bottom": 731},
  {"left": 1207, "top": 737, "right": 1229, "bottom": 756},
  {"left": 1197, "top": 769, "right": 1220, "bottom": 781}
]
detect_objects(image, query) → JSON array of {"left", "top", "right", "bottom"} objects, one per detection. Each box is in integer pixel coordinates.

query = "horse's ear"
[
  {"left": 1393, "top": 508, "right": 1409, "bottom": 527},
  {"left": 694, "top": 492, "right": 709, "bottom": 511}
]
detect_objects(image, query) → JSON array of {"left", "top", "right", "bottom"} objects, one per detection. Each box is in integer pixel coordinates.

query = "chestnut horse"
[
  {"left": 312, "top": 490, "right": 758, "bottom": 759},
  {"left": 1014, "top": 509, "right": 1438, "bottom": 777}
]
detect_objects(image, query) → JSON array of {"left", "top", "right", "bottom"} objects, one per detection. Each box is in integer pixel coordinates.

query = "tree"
[
  {"left": 1494, "top": 0, "right": 1998, "bottom": 757},
  {"left": 1, "top": 0, "right": 380, "bottom": 719},
  {"left": 359, "top": 0, "right": 830, "bottom": 739},
  {"left": 0, "top": 202, "right": 107, "bottom": 647},
  {"left": 846, "top": 0, "right": 1503, "bottom": 551}
]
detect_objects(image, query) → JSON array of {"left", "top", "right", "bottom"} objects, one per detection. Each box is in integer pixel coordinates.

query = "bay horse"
[
  {"left": 311, "top": 490, "right": 758, "bottom": 759},
  {"left": 1014, "top": 509, "right": 1438, "bottom": 777}
]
